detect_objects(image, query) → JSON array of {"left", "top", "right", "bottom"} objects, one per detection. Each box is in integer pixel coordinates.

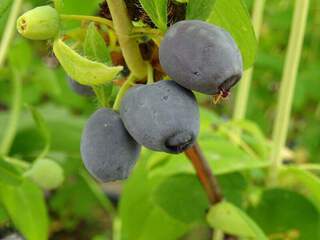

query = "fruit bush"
[{"left": 0, "top": 0, "right": 319, "bottom": 239}]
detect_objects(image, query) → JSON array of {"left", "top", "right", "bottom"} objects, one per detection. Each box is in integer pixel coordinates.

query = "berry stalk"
[
  {"left": 268, "top": 0, "right": 310, "bottom": 185},
  {"left": 185, "top": 143, "right": 223, "bottom": 204},
  {"left": 113, "top": 74, "right": 136, "bottom": 111},
  {"left": 233, "top": 0, "right": 266, "bottom": 121},
  {"left": 105, "top": 0, "right": 147, "bottom": 79},
  {"left": 60, "top": 14, "right": 114, "bottom": 28}
]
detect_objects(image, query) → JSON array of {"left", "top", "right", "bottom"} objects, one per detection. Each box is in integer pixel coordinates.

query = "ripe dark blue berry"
[
  {"left": 67, "top": 77, "right": 94, "bottom": 96},
  {"left": 159, "top": 20, "right": 243, "bottom": 95},
  {"left": 120, "top": 80, "right": 199, "bottom": 154},
  {"left": 81, "top": 108, "right": 141, "bottom": 182}
]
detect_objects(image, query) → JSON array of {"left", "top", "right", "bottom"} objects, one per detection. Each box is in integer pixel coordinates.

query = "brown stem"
[{"left": 185, "top": 142, "right": 223, "bottom": 204}]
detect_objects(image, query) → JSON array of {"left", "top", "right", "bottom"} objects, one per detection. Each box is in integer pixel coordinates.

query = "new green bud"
[
  {"left": 16, "top": 6, "right": 60, "bottom": 40},
  {"left": 26, "top": 159, "right": 64, "bottom": 190}
]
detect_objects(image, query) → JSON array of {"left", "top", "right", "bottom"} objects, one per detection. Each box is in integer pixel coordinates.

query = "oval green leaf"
[
  {"left": 186, "top": 0, "right": 216, "bottom": 21},
  {"left": 207, "top": 0, "right": 257, "bottom": 69},
  {"left": 0, "top": 159, "right": 22, "bottom": 186},
  {"left": 53, "top": 39, "right": 123, "bottom": 86},
  {"left": 0, "top": 180, "right": 49, "bottom": 240},
  {"left": 207, "top": 201, "right": 268, "bottom": 239},
  {"left": 152, "top": 174, "right": 209, "bottom": 223},
  {"left": 83, "top": 22, "right": 111, "bottom": 64},
  {"left": 138, "top": 0, "right": 168, "bottom": 31},
  {"left": 279, "top": 166, "right": 320, "bottom": 211}
]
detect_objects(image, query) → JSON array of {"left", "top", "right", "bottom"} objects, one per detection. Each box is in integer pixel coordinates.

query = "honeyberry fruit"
[
  {"left": 67, "top": 76, "right": 94, "bottom": 96},
  {"left": 81, "top": 108, "right": 141, "bottom": 182},
  {"left": 26, "top": 159, "right": 64, "bottom": 190},
  {"left": 17, "top": 6, "right": 59, "bottom": 40},
  {"left": 120, "top": 80, "right": 199, "bottom": 154},
  {"left": 159, "top": 20, "right": 243, "bottom": 95}
]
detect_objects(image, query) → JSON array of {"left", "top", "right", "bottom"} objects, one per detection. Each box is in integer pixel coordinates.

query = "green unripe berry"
[
  {"left": 16, "top": 6, "right": 60, "bottom": 40},
  {"left": 26, "top": 159, "right": 64, "bottom": 190}
]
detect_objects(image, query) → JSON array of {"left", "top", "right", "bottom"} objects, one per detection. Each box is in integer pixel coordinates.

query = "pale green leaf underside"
[
  {"left": 207, "top": 201, "right": 268, "bottom": 239},
  {"left": 53, "top": 39, "right": 123, "bottom": 86}
]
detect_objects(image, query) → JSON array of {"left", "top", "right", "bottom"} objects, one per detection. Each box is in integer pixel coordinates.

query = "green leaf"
[
  {"left": 279, "top": 166, "right": 320, "bottom": 211},
  {"left": 186, "top": 0, "right": 216, "bottom": 21},
  {"left": 84, "top": 23, "right": 111, "bottom": 64},
  {"left": 0, "top": 0, "right": 11, "bottom": 16},
  {"left": 218, "top": 119, "right": 270, "bottom": 160},
  {"left": 207, "top": 201, "right": 268, "bottom": 239},
  {"left": 152, "top": 174, "right": 209, "bottom": 223},
  {"left": 207, "top": 0, "right": 257, "bottom": 69},
  {"left": 83, "top": 23, "right": 114, "bottom": 107},
  {"left": 0, "top": 158, "right": 22, "bottom": 186},
  {"left": 32, "top": 64, "right": 61, "bottom": 97},
  {"left": 0, "top": 205, "right": 8, "bottom": 225},
  {"left": 53, "top": 39, "right": 123, "bottom": 86},
  {"left": 53, "top": 0, "right": 64, "bottom": 12},
  {"left": 27, "top": 105, "right": 51, "bottom": 159},
  {"left": 120, "top": 151, "right": 189, "bottom": 240},
  {"left": 217, "top": 172, "right": 247, "bottom": 207},
  {"left": 49, "top": 173, "right": 103, "bottom": 225},
  {"left": 8, "top": 38, "right": 33, "bottom": 76},
  {"left": 138, "top": 0, "right": 168, "bottom": 31},
  {"left": 0, "top": 180, "right": 49, "bottom": 240},
  {"left": 7, "top": 104, "right": 86, "bottom": 157},
  {"left": 0, "top": 104, "right": 84, "bottom": 159},
  {"left": 247, "top": 188, "right": 320, "bottom": 240}
]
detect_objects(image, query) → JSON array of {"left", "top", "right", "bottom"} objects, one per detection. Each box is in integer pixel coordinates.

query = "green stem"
[
  {"left": 60, "top": 14, "right": 114, "bottom": 28},
  {"left": 79, "top": 170, "right": 117, "bottom": 218},
  {"left": 212, "top": 230, "right": 224, "bottom": 240},
  {"left": 132, "top": 27, "right": 162, "bottom": 36},
  {"left": 60, "top": 14, "right": 161, "bottom": 38},
  {"left": 93, "top": 86, "right": 107, "bottom": 108},
  {"left": 299, "top": 164, "right": 320, "bottom": 172},
  {"left": 106, "top": 0, "right": 147, "bottom": 79},
  {"left": 0, "top": 72, "right": 22, "bottom": 156},
  {"left": 233, "top": 0, "right": 266, "bottom": 120},
  {"left": 113, "top": 74, "right": 136, "bottom": 111},
  {"left": 268, "top": 0, "right": 310, "bottom": 185},
  {"left": 3, "top": 156, "right": 30, "bottom": 169},
  {"left": 0, "top": 0, "right": 23, "bottom": 68},
  {"left": 147, "top": 62, "right": 154, "bottom": 84},
  {"left": 112, "top": 217, "right": 122, "bottom": 240}
]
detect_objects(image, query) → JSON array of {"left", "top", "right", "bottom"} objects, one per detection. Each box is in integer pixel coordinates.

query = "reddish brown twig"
[{"left": 185, "top": 142, "right": 223, "bottom": 204}]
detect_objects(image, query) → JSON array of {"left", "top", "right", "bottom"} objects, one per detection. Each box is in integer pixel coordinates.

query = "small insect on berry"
[{"left": 17, "top": 6, "right": 60, "bottom": 40}]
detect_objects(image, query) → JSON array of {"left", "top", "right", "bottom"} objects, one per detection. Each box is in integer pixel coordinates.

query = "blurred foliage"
[{"left": 240, "top": 0, "right": 320, "bottom": 163}]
